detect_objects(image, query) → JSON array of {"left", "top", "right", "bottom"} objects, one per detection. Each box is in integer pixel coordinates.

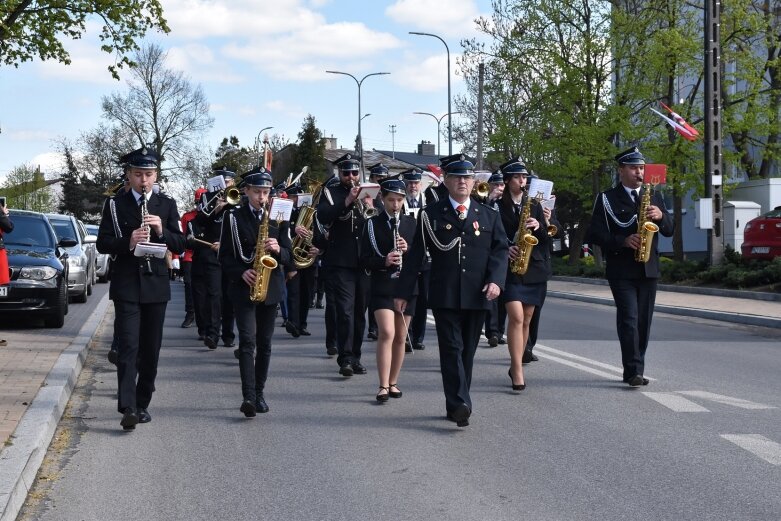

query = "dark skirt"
[
  {"left": 502, "top": 280, "right": 547, "bottom": 306},
  {"left": 371, "top": 294, "right": 416, "bottom": 317}
]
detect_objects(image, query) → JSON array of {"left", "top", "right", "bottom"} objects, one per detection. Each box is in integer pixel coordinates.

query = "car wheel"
[
  {"left": 87, "top": 278, "right": 93, "bottom": 296},
  {"left": 44, "top": 281, "right": 67, "bottom": 328},
  {"left": 74, "top": 283, "right": 88, "bottom": 303}
]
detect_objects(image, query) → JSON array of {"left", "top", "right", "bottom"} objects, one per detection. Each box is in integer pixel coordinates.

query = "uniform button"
[{"left": 462, "top": 269, "right": 466, "bottom": 272}]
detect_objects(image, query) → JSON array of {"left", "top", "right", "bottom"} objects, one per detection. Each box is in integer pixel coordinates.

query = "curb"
[
  {"left": 0, "top": 292, "right": 111, "bottom": 521},
  {"left": 548, "top": 290, "right": 781, "bottom": 329},
  {"left": 553, "top": 275, "right": 781, "bottom": 302}
]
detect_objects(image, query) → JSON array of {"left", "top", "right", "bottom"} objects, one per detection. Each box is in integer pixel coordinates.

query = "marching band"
[{"left": 96, "top": 144, "right": 673, "bottom": 430}]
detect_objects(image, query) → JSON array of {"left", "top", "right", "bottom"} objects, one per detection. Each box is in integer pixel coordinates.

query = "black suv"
[{"left": 1, "top": 209, "right": 74, "bottom": 327}]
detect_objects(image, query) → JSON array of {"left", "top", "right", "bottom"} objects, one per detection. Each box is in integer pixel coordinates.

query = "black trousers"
[
  {"left": 608, "top": 277, "right": 658, "bottom": 379},
  {"left": 287, "top": 265, "right": 315, "bottom": 330},
  {"left": 326, "top": 267, "right": 369, "bottom": 365},
  {"left": 432, "top": 308, "right": 485, "bottom": 414},
  {"left": 113, "top": 300, "right": 167, "bottom": 412},
  {"left": 221, "top": 271, "right": 236, "bottom": 343},
  {"left": 525, "top": 287, "right": 547, "bottom": 352},
  {"left": 230, "top": 284, "right": 276, "bottom": 401},
  {"left": 182, "top": 260, "right": 194, "bottom": 315},
  {"left": 322, "top": 267, "right": 337, "bottom": 349},
  {"left": 191, "top": 261, "right": 222, "bottom": 341},
  {"left": 410, "top": 269, "right": 430, "bottom": 344}
]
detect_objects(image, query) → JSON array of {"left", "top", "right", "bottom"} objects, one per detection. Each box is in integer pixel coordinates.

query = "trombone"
[
  {"left": 351, "top": 180, "right": 378, "bottom": 218},
  {"left": 472, "top": 181, "right": 489, "bottom": 199},
  {"left": 201, "top": 186, "right": 242, "bottom": 216}
]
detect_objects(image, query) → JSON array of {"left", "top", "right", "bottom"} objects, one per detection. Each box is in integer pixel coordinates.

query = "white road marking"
[
  {"left": 678, "top": 391, "right": 776, "bottom": 410},
  {"left": 535, "top": 344, "right": 657, "bottom": 381},
  {"left": 533, "top": 351, "right": 623, "bottom": 381},
  {"left": 642, "top": 392, "right": 710, "bottom": 412},
  {"left": 721, "top": 434, "right": 781, "bottom": 465}
]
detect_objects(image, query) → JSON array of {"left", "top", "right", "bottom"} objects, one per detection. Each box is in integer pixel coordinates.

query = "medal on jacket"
[{"left": 473, "top": 221, "right": 480, "bottom": 236}]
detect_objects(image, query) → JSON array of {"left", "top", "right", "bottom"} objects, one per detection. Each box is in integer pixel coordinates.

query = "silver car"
[
  {"left": 85, "top": 224, "right": 110, "bottom": 282},
  {"left": 45, "top": 214, "right": 97, "bottom": 303}
]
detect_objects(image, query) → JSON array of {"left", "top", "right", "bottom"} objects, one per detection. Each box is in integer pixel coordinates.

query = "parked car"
[
  {"left": 85, "top": 224, "right": 110, "bottom": 282},
  {"left": 1, "top": 209, "right": 72, "bottom": 327},
  {"left": 45, "top": 213, "right": 97, "bottom": 303},
  {"left": 79, "top": 219, "right": 98, "bottom": 288},
  {"left": 741, "top": 206, "right": 781, "bottom": 260}
]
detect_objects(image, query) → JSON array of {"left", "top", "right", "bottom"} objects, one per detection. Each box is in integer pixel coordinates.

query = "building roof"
[
  {"left": 323, "top": 148, "right": 413, "bottom": 171},
  {"left": 374, "top": 149, "right": 443, "bottom": 169}
]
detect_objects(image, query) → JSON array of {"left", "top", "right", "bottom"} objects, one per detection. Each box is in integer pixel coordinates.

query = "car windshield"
[
  {"left": 4, "top": 215, "right": 56, "bottom": 248},
  {"left": 49, "top": 219, "right": 78, "bottom": 243},
  {"left": 86, "top": 225, "right": 99, "bottom": 235},
  {"left": 763, "top": 208, "right": 781, "bottom": 219}
]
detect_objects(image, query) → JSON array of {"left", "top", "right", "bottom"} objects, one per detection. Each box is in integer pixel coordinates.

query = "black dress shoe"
[
  {"left": 627, "top": 375, "right": 644, "bottom": 387},
  {"left": 107, "top": 348, "right": 118, "bottom": 366},
  {"left": 240, "top": 400, "right": 256, "bottom": 417},
  {"left": 642, "top": 377, "right": 650, "bottom": 385},
  {"left": 367, "top": 330, "right": 378, "bottom": 340},
  {"left": 413, "top": 342, "right": 425, "bottom": 350},
  {"left": 522, "top": 350, "right": 539, "bottom": 364},
  {"left": 197, "top": 334, "right": 205, "bottom": 341},
  {"left": 326, "top": 346, "right": 337, "bottom": 356},
  {"left": 450, "top": 403, "right": 471, "bottom": 427},
  {"left": 255, "top": 395, "right": 269, "bottom": 413},
  {"left": 405, "top": 342, "right": 413, "bottom": 353},
  {"left": 339, "top": 363, "right": 354, "bottom": 377},
  {"left": 233, "top": 348, "right": 240, "bottom": 360},
  {"left": 376, "top": 386, "right": 390, "bottom": 403},
  {"left": 223, "top": 341, "right": 235, "bottom": 348},
  {"left": 388, "top": 384, "right": 402, "bottom": 398},
  {"left": 204, "top": 337, "right": 218, "bottom": 350},
  {"left": 488, "top": 335, "right": 498, "bottom": 348},
  {"left": 279, "top": 319, "right": 288, "bottom": 328},
  {"left": 315, "top": 301, "right": 323, "bottom": 309},
  {"left": 508, "top": 369, "right": 526, "bottom": 391},
  {"left": 180, "top": 315, "right": 194, "bottom": 328},
  {"left": 497, "top": 336, "right": 506, "bottom": 345},
  {"left": 285, "top": 321, "right": 300, "bottom": 338},
  {"left": 120, "top": 408, "right": 138, "bottom": 430},
  {"left": 299, "top": 328, "right": 311, "bottom": 336},
  {"left": 137, "top": 408, "right": 151, "bottom": 423},
  {"left": 351, "top": 362, "right": 367, "bottom": 374}
]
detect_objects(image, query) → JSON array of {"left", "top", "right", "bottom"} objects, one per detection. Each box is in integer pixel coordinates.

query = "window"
[{"left": 4, "top": 215, "right": 56, "bottom": 248}]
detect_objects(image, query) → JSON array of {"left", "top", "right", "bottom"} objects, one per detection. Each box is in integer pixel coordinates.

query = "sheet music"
[
  {"left": 296, "top": 194, "right": 313, "bottom": 208},
  {"left": 206, "top": 175, "right": 227, "bottom": 192},
  {"left": 528, "top": 178, "right": 554, "bottom": 208},
  {"left": 269, "top": 197, "right": 294, "bottom": 221}
]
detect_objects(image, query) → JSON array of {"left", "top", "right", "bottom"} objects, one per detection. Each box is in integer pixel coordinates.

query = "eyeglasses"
[{"left": 340, "top": 171, "right": 360, "bottom": 177}]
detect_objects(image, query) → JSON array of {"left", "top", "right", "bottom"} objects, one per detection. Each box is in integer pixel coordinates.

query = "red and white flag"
[{"left": 650, "top": 102, "right": 699, "bottom": 142}]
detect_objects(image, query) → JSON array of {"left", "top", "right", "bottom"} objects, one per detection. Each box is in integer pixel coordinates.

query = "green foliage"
[
  {"left": 294, "top": 115, "right": 327, "bottom": 181},
  {"left": 212, "top": 136, "right": 257, "bottom": 177},
  {"left": 57, "top": 145, "right": 105, "bottom": 222},
  {"left": 0, "top": 0, "right": 169, "bottom": 79},
  {"left": 553, "top": 255, "right": 604, "bottom": 278},
  {"left": 0, "top": 164, "right": 55, "bottom": 213}
]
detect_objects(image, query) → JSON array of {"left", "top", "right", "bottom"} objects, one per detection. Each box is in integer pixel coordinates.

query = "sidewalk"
[{"left": 548, "top": 277, "right": 781, "bottom": 329}]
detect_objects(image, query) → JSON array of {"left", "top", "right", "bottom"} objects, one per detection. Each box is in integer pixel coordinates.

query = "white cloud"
[
  {"left": 391, "top": 53, "right": 462, "bottom": 93},
  {"left": 7, "top": 129, "right": 54, "bottom": 142},
  {"left": 31, "top": 152, "right": 65, "bottom": 175},
  {"left": 264, "top": 100, "right": 307, "bottom": 120},
  {"left": 386, "top": 0, "right": 481, "bottom": 37},
  {"left": 166, "top": 44, "right": 245, "bottom": 83},
  {"left": 35, "top": 38, "right": 119, "bottom": 85}
]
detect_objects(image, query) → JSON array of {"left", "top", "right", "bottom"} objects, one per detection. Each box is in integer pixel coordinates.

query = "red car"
[{"left": 742, "top": 206, "right": 781, "bottom": 259}]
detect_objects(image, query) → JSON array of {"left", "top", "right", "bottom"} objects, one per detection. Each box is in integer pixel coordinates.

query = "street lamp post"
[
  {"left": 409, "top": 32, "right": 453, "bottom": 155},
  {"left": 325, "top": 70, "right": 390, "bottom": 180},
  {"left": 255, "top": 126, "right": 273, "bottom": 167},
  {"left": 413, "top": 111, "right": 460, "bottom": 156}
]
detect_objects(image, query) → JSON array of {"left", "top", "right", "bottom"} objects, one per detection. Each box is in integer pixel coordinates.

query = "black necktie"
[
  {"left": 254, "top": 209, "right": 262, "bottom": 220},
  {"left": 630, "top": 189, "right": 638, "bottom": 204}
]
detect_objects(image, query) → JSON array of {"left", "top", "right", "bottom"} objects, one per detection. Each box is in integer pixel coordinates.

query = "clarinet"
[
  {"left": 390, "top": 212, "right": 401, "bottom": 279},
  {"left": 140, "top": 186, "right": 154, "bottom": 275}
]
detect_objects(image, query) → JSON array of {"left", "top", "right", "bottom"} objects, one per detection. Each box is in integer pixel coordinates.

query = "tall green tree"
[
  {"left": 57, "top": 144, "right": 104, "bottom": 222},
  {"left": 0, "top": 0, "right": 168, "bottom": 79},
  {"left": 1, "top": 163, "right": 55, "bottom": 212},
  {"left": 212, "top": 136, "right": 257, "bottom": 176},
  {"left": 293, "top": 115, "right": 326, "bottom": 181}
]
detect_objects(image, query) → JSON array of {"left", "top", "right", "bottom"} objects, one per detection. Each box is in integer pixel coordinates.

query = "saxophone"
[
  {"left": 250, "top": 205, "right": 279, "bottom": 302},
  {"left": 509, "top": 191, "right": 539, "bottom": 276},
  {"left": 634, "top": 183, "right": 659, "bottom": 263}
]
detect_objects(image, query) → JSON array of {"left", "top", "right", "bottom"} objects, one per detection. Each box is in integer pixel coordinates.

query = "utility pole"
[
  {"left": 389, "top": 125, "right": 397, "bottom": 159},
  {"left": 476, "top": 63, "right": 485, "bottom": 169},
  {"left": 704, "top": 0, "right": 724, "bottom": 266}
]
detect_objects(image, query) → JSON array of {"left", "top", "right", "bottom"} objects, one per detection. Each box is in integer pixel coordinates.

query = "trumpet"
[
  {"left": 202, "top": 186, "right": 242, "bottom": 216},
  {"left": 472, "top": 181, "right": 490, "bottom": 199},
  {"left": 351, "top": 180, "right": 378, "bottom": 219}
]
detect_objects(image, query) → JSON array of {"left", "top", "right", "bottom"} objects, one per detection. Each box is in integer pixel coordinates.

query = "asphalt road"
[{"left": 17, "top": 284, "right": 781, "bottom": 521}]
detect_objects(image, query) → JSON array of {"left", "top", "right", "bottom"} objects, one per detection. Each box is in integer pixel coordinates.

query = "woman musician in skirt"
[{"left": 360, "top": 178, "right": 418, "bottom": 403}]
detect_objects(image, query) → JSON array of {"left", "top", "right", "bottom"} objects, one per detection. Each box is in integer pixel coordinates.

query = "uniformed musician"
[
  {"left": 365, "top": 162, "right": 390, "bottom": 341},
  {"left": 394, "top": 154, "right": 508, "bottom": 427},
  {"left": 96, "top": 147, "right": 186, "bottom": 431},
  {"left": 587, "top": 147, "right": 674, "bottom": 387},
  {"left": 316, "top": 154, "right": 374, "bottom": 377},
  {"left": 191, "top": 168, "right": 235, "bottom": 350},
  {"left": 483, "top": 170, "right": 506, "bottom": 348},
  {"left": 360, "top": 178, "right": 417, "bottom": 402},
  {"left": 497, "top": 158, "right": 551, "bottom": 391},
  {"left": 218, "top": 167, "right": 292, "bottom": 417},
  {"left": 179, "top": 188, "right": 206, "bottom": 332},
  {"left": 401, "top": 168, "right": 429, "bottom": 352},
  {"left": 285, "top": 183, "right": 319, "bottom": 337}
]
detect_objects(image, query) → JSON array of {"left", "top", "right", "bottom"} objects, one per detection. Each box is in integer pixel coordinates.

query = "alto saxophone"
[
  {"left": 634, "top": 183, "right": 659, "bottom": 263},
  {"left": 509, "top": 191, "right": 539, "bottom": 276},
  {"left": 250, "top": 205, "right": 279, "bottom": 302}
]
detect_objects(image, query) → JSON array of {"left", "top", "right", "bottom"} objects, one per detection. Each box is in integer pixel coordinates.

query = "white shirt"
[
  {"left": 448, "top": 196, "right": 471, "bottom": 213},
  {"left": 131, "top": 189, "right": 152, "bottom": 205}
]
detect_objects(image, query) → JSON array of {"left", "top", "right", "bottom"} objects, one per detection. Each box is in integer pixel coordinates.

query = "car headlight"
[
  {"left": 20, "top": 266, "right": 59, "bottom": 280},
  {"left": 68, "top": 256, "right": 85, "bottom": 268}
]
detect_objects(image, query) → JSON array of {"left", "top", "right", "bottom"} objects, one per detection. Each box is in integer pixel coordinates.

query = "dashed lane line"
[
  {"left": 641, "top": 392, "right": 711, "bottom": 412},
  {"left": 721, "top": 434, "right": 781, "bottom": 466}
]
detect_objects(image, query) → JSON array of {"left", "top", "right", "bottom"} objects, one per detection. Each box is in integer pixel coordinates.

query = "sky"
[{"left": 0, "top": 0, "right": 493, "bottom": 183}]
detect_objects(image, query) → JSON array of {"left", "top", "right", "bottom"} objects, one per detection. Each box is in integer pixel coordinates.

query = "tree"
[
  {"left": 101, "top": 43, "right": 214, "bottom": 178},
  {"left": 212, "top": 136, "right": 257, "bottom": 175},
  {"left": 0, "top": 164, "right": 55, "bottom": 212},
  {"left": 0, "top": 0, "right": 168, "bottom": 79},
  {"left": 293, "top": 115, "right": 326, "bottom": 181}
]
